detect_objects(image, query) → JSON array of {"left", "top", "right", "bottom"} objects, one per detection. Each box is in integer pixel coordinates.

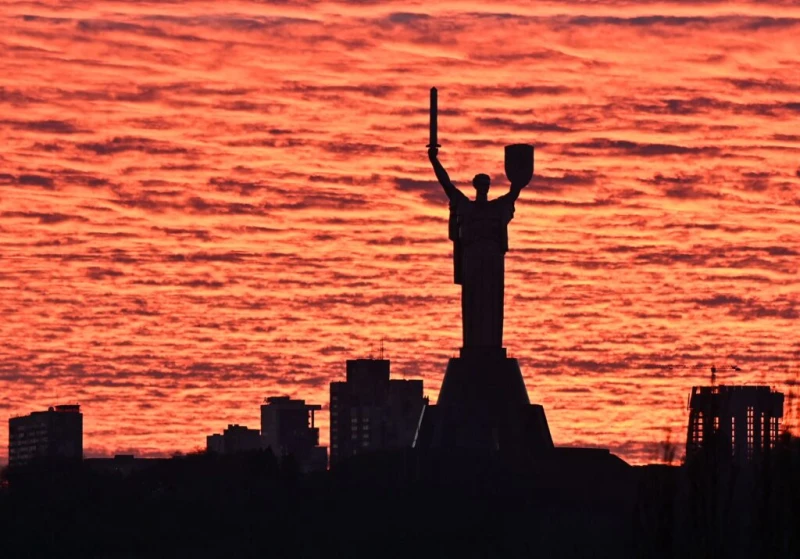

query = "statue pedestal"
[{"left": 415, "top": 347, "right": 553, "bottom": 457}]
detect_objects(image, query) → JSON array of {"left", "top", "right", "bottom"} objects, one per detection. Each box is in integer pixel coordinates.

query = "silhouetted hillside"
[{"left": 1, "top": 444, "right": 798, "bottom": 558}]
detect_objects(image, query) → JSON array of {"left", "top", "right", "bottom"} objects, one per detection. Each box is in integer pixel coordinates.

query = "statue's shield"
[{"left": 504, "top": 144, "right": 534, "bottom": 185}]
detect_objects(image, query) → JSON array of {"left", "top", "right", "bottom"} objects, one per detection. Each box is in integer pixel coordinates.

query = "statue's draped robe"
[{"left": 449, "top": 190, "right": 515, "bottom": 349}]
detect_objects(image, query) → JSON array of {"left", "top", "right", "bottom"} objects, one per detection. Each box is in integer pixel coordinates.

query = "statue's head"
[{"left": 472, "top": 173, "right": 491, "bottom": 196}]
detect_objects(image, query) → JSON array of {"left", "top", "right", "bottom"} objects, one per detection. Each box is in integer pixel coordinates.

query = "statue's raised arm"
[
  {"left": 504, "top": 179, "right": 528, "bottom": 204},
  {"left": 428, "top": 147, "right": 463, "bottom": 202}
]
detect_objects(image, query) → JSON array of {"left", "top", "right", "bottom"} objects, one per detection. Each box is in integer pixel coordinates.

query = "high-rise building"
[
  {"left": 206, "top": 424, "right": 261, "bottom": 455},
  {"left": 261, "top": 396, "right": 326, "bottom": 471},
  {"left": 686, "top": 385, "right": 784, "bottom": 465},
  {"left": 330, "top": 359, "right": 425, "bottom": 467},
  {"left": 8, "top": 405, "right": 83, "bottom": 467}
]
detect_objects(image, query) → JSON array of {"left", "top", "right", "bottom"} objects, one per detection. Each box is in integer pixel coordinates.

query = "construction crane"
[{"left": 659, "top": 361, "right": 742, "bottom": 408}]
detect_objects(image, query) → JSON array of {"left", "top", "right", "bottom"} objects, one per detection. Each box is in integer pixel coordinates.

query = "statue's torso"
[{"left": 452, "top": 195, "right": 515, "bottom": 249}]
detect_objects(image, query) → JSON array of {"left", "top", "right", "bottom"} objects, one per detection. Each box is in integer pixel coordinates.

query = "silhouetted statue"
[
  {"left": 416, "top": 89, "right": 550, "bottom": 457},
  {"left": 428, "top": 145, "right": 532, "bottom": 348}
]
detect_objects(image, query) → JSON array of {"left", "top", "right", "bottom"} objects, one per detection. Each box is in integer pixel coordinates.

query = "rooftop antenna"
[
  {"left": 711, "top": 345, "right": 719, "bottom": 387},
  {"left": 379, "top": 338, "right": 385, "bottom": 360}
]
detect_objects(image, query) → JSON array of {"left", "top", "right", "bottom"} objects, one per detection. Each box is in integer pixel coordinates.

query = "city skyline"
[{"left": 2, "top": 1, "right": 800, "bottom": 465}]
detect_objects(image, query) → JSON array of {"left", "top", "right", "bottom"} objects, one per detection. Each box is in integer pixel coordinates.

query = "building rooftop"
[
  {"left": 11, "top": 404, "right": 82, "bottom": 419},
  {"left": 264, "top": 396, "right": 322, "bottom": 410}
]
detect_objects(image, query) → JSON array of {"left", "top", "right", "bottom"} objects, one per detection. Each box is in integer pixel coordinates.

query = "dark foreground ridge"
[{"left": 3, "top": 442, "right": 800, "bottom": 558}]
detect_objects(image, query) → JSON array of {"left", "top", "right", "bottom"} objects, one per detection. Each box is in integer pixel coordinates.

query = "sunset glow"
[{"left": 1, "top": 0, "right": 799, "bottom": 464}]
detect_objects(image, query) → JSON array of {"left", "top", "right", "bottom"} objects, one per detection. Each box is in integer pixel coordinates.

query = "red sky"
[{"left": 1, "top": 1, "right": 799, "bottom": 464}]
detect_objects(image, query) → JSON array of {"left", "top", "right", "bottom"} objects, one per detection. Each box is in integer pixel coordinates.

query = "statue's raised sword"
[
  {"left": 427, "top": 87, "right": 461, "bottom": 283},
  {"left": 427, "top": 87, "right": 441, "bottom": 149}
]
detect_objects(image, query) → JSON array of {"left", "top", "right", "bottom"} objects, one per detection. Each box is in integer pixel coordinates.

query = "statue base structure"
[{"left": 414, "top": 347, "right": 553, "bottom": 459}]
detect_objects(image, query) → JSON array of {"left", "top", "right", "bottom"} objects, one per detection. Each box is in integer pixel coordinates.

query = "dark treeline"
[
  {"left": 635, "top": 433, "right": 800, "bottom": 558},
  {"left": 1, "top": 442, "right": 799, "bottom": 558}
]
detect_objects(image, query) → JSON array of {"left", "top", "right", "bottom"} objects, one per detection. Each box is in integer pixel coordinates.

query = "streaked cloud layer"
[{"left": 1, "top": 1, "right": 799, "bottom": 464}]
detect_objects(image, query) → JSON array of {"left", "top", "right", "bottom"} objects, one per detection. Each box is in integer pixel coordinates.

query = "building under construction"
[{"left": 686, "top": 384, "right": 784, "bottom": 465}]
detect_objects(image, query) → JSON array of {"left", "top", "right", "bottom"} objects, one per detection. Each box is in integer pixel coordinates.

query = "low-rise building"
[
  {"left": 85, "top": 454, "right": 166, "bottom": 477},
  {"left": 261, "top": 396, "right": 327, "bottom": 471},
  {"left": 206, "top": 424, "right": 261, "bottom": 455},
  {"left": 8, "top": 405, "right": 83, "bottom": 467}
]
